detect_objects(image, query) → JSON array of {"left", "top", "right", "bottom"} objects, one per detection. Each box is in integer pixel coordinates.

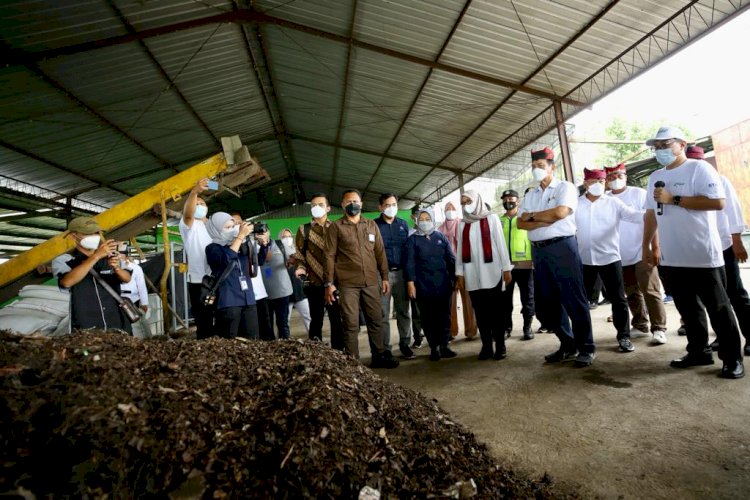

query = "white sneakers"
[{"left": 652, "top": 330, "right": 667, "bottom": 345}]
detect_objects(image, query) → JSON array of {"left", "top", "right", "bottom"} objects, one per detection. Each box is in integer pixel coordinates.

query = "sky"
[{"left": 441, "top": 7, "right": 750, "bottom": 215}]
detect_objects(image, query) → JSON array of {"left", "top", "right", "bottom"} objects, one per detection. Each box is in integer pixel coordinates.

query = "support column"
[
  {"left": 553, "top": 100, "right": 574, "bottom": 183},
  {"left": 458, "top": 172, "right": 465, "bottom": 195}
]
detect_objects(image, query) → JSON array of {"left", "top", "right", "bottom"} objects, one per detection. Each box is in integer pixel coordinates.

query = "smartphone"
[{"left": 207, "top": 180, "right": 219, "bottom": 191}]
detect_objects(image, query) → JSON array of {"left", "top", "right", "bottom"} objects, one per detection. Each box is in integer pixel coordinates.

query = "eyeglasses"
[{"left": 651, "top": 139, "right": 677, "bottom": 151}]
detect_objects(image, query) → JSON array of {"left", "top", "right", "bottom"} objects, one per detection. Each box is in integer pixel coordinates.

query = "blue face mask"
[
  {"left": 655, "top": 149, "right": 676, "bottom": 166},
  {"left": 193, "top": 204, "right": 208, "bottom": 219}
]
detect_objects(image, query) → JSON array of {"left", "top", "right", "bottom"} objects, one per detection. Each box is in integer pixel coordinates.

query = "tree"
[{"left": 594, "top": 118, "right": 693, "bottom": 167}]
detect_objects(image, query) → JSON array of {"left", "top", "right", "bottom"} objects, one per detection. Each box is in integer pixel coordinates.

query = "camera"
[{"left": 252, "top": 221, "right": 269, "bottom": 234}]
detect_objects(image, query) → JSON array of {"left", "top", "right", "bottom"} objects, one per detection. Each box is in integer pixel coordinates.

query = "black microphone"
[{"left": 655, "top": 181, "right": 665, "bottom": 215}]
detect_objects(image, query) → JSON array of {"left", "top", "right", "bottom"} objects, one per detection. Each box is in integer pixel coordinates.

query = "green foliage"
[{"left": 594, "top": 118, "right": 693, "bottom": 167}]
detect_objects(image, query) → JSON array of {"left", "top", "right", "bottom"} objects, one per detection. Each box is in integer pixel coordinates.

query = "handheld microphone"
[{"left": 654, "top": 181, "right": 665, "bottom": 215}]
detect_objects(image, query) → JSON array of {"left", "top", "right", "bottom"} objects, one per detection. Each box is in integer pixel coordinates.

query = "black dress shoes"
[
  {"left": 719, "top": 360, "right": 745, "bottom": 379},
  {"left": 670, "top": 353, "right": 714, "bottom": 368}
]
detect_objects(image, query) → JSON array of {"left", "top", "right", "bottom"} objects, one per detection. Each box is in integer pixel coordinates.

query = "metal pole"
[
  {"left": 159, "top": 194, "right": 172, "bottom": 331},
  {"left": 458, "top": 172, "right": 465, "bottom": 195},
  {"left": 553, "top": 100, "right": 574, "bottom": 183},
  {"left": 170, "top": 244, "right": 177, "bottom": 332}
]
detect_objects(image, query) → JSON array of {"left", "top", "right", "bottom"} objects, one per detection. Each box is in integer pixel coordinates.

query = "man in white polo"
[{"left": 643, "top": 126, "right": 744, "bottom": 379}]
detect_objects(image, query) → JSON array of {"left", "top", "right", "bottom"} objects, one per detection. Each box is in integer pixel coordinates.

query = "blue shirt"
[
  {"left": 405, "top": 231, "right": 456, "bottom": 297},
  {"left": 375, "top": 215, "right": 410, "bottom": 269},
  {"left": 206, "top": 243, "right": 256, "bottom": 309}
]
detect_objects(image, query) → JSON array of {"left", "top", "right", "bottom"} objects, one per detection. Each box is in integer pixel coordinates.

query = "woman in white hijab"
[
  {"left": 205, "top": 212, "right": 259, "bottom": 339},
  {"left": 278, "top": 228, "right": 312, "bottom": 334},
  {"left": 455, "top": 191, "right": 513, "bottom": 360}
]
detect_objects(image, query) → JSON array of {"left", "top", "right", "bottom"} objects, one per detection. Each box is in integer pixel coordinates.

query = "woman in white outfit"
[{"left": 279, "top": 228, "right": 312, "bottom": 334}]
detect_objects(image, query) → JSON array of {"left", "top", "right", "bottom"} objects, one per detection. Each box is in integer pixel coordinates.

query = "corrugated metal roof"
[{"left": 0, "top": 0, "right": 746, "bottom": 249}]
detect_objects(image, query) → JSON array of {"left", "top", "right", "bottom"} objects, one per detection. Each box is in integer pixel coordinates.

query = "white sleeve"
[
  {"left": 454, "top": 221, "right": 464, "bottom": 277},
  {"left": 557, "top": 182, "right": 578, "bottom": 212},
  {"left": 135, "top": 266, "right": 149, "bottom": 305},
  {"left": 645, "top": 173, "right": 658, "bottom": 211},
  {"left": 694, "top": 162, "right": 725, "bottom": 199},
  {"left": 518, "top": 195, "right": 529, "bottom": 217},
  {"left": 722, "top": 176, "right": 746, "bottom": 234},
  {"left": 491, "top": 215, "right": 513, "bottom": 272},
  {"left": 616, "top": 197, "right": 645, "bottom": 224},
  {"left": 51, "top": 254, "right": 73, "bottom": 278}
]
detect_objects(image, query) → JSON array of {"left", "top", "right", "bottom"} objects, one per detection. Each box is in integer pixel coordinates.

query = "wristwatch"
[
  {"left": 673, "top": 196, "right": 682, "bottom": 206},
  {"left": 528, "top": 213, "right": 535, "bottom": 222},
  {"left": 323, "top": 281, "right": 333, "bottom": 288}
]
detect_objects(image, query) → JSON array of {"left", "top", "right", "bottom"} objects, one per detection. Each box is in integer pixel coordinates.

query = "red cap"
[
  {"left": 584, "top": 168, "right": 606, "bottom": 180},
  {"left": 685, "top": 145, "right": 704, "bottom": 159},
  {"left": 605, "top": 163, "right": 626, "bottom": 175},
  {"left": 531, "top": 147, "right": 554, "bottom": 161}
]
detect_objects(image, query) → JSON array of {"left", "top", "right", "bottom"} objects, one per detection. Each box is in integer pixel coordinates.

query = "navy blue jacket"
[
  {"left": 405, "top": 231, "right": 456, "bottom": 298},
  {"left": 375, "top": 215, "right": 410, "bottom": 269},
  {"left": 206, "top": 243, "right": 256, "bottom": 309}
]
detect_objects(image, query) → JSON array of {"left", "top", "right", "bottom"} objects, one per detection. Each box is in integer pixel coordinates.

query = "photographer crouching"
[{"left": 52, "top": 217, "right": 133, "bottom": 334}]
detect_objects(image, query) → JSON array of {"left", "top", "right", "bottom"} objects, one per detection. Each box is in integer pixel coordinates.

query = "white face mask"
[
  {"left": 79, "top": 234, "right": 101, "bottom": 250},
  {"left": 608, "top": 178, "right": 626, "bottom": 191},
  {"left": 532, "top": 167, "right": 549, "bottom": 183},
  {"left": 418, "top": 221, "right": 434, "bottom": 233},
  {"left": 463, "top": 201, "right": 477, "bottom": 215},
  {"left": 281, "top": 237, "right": 294, "bottom": 249},
  {"left": 445, "top": 210, "right": 458, "bottom": 220},
  {"left": 193, "top": 204, "right": 208, "bottom": 219},
  {"left": 587, "top": 182, "right": 605, "bottom": 197},
  {"left": 222, "top": 226, "right": 240, "bottom": 240},
  {"left": 383, "top": 206, "right": 398, "bottom": 218},
  {"left": 311, "top": 205, "right": 326, "bottom": 219}
]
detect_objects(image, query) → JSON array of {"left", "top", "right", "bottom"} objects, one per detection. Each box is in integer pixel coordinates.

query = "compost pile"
[{"left": 1, "top": 331, "right": 573, "bottom": 499}]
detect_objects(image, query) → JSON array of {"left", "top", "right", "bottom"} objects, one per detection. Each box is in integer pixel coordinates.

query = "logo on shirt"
[{"left": 673, "top": 182, "right": 686, "bottom": 187}]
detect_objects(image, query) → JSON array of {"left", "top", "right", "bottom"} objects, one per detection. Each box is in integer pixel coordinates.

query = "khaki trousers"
[
  {"left": 450, "top": 287, "right": 478, "bottom": 338},
  {"left": 622, "top": 261, "right": 667, "bottom": 332}
]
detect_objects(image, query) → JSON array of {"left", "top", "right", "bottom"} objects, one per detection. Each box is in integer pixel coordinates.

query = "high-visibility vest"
[{"left": 501, "top": 214, "right": 532, "bottom": 262}]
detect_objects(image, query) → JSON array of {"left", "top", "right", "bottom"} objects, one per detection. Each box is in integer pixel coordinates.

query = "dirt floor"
[{"left": 292, "top": 270, "right": 750, "bottom": 500}]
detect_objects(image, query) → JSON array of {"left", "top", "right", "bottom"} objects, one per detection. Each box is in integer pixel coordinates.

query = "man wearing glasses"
[{"left": 643, "top": 126, "right": 744, "bottom": 379}]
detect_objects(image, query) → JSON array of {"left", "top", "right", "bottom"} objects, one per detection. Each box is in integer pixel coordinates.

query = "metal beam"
[
  {"left": 362, "top": 0, "right": 474, "bottom": 196},
  {"left": 553, "top": 101, "right": 573, "bottom": 182},
  {"left": 0, "top": 208, "right": 64, "bottom": 222},
  {"left": 3, "top": 9, "right": 583, "bottom": 107}
]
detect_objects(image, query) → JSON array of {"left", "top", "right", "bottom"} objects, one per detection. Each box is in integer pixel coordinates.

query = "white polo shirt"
[
  {"left": 179, "top": 218, "right": 212, "bottom": 283},
  {"left": 576, "top": 194, "right": 644, "bottom": 266},
  {"left": 645, "top": 159, "right": 725, "bottom": 268},
  {"left": 716, "top": 174, "right": 746, "bottom": 251},
  {"left": 518, "top": 177, "right": 579, "bottom": 242},
  {"left": 608, "top": 186, "right": 647, "bottom": 266}
]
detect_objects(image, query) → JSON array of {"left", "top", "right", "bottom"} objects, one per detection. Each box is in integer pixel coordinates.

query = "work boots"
[{"left": 522, "top": 316, "right": 534, "bottom": 340}]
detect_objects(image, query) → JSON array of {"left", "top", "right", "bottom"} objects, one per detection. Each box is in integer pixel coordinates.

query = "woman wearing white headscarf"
[
  {"left": 205, "top": 212, "right": 259, "bottom": 339},
  {"left": 278, "top": 228, "right": 312, "bottom": 333},
  {"left": 455, "top": 190, "right": 513, "bottom": 360},
  {"left": 405, "top": 207, "right": 457, "bottom": 361}
]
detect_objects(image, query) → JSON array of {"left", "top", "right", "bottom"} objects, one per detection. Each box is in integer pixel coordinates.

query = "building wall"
[{"left": 713, "top": 118, "right": 750, "bottom": 226}]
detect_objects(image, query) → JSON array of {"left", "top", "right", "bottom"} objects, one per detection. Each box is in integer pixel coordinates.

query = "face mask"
[
  {"left": 311, "top": 205, "right": 326, "bottom": 219},
  {"left": 344, "top": 203, "right": 361, "bottom": 216},
  {"left": 193, "top": 204, "right": 208, "bottom": 219},
  {"left": 503, "top": 201, "right": 517, "bottom": 211},
  {"left": 587, "top": 183, "right": 605, "bottom": 197},
  {"left": 418, "top": 221, "right": 434, "bottom": 233},
  {"left": 532, "top": 167, "right": 549, "bottom": 182},
  {"left": 383, "top": 206, "right": 398, "bottom": 218},
  {"left": 281, "top": 237, "right": 294, "bottom": 248},
  {"left": 655, "top": 149, "right": 676, "bottom": 166},
  {"left": 445, "top": 210, "right": 458, "bottom": 220},
  {"left": 463, "top": 201, "right": 477, "bottom": 215},
  {"left": 223, "top": 226, "right": 240, "bottom": 240},
  {"left": 79, "top": 234, "right": 101, "bottom": 250},
  {"left": 608, "top": 178, "right": 626, "bottom": 191}
]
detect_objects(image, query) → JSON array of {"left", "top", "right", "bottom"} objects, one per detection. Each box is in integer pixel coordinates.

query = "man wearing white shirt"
[
  {"left": 643, "top": 126, "right": 743, "bottom": 379},
  {"left": 576, "top": 168, "right": 644, "bottom": 353},
  {"left": 119, "top": 251, "right": 149, "bottom": 314},
  {"left": 518, "top": 147, "right": 595, "bottom": 367},
  {"left": 685, "top": 145, "right": 750, "bottom": 357},
  {"left": 606, "top": 163, "right": 668, "bottom": 344}
]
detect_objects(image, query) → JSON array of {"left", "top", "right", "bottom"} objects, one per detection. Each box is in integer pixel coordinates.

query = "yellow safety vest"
[{"left": 501, "top": 214, "right": 532, "bottom": 262}]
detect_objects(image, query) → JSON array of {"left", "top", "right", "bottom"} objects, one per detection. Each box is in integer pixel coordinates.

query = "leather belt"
[
  {"left": 531, "top": 235, "right": 573, "bottom": 248},
  {"left": 389, "top": 267, "right": 401, "bottom": 272}
]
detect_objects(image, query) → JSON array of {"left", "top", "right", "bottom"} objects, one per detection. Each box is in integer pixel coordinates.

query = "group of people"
[{"left": 51, "top": 125, "right": 749, "bottom": 379}]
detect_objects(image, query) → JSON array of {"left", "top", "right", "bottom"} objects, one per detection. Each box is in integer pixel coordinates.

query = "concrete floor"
[{"left": 288, "top": 268, "right": 750, "bottom": 499}]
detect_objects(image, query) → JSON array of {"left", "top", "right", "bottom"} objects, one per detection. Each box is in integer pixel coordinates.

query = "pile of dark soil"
[{"left": 1, "top": 331, "right": 575, "bottom": 498}]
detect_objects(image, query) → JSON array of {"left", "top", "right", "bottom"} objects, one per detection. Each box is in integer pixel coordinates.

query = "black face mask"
[
  {"left": 344, "top": 203, "right": 362, "bottom": 216},
  {"left": 503, "top": 201, "right": 517, "bottom": 210}
]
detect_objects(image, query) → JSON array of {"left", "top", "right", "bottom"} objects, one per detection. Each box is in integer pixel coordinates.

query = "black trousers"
[
  {"left": 723, "top": 246, "right": 750, "bottom": 342},
  {"left": 268, "top": 296, "right": 291, "bottom": 339},
  {"left": 256, "top": 298, "right": 274, "bottom": 340},
  {"left": 501, "top": 268, "right": 535, "bottom": 331},
  {"left": 416, "top": 292, "right": 452, "bottom": 350},
  {"left": 661, "top": 265, "right": 742, "bottom": 362},
  {"left": 583, "top": 261, "right": 630, "bottom": 339},
  {"left": 215, "top": 305, "right": 259, "bottom": 339},
  {"left": 410, "top": 298, "right": 423, "bottom": 342},
  {"left": 469, "top": 280, "right": 506, "bottom": 351},
  {"left": 188, "top": 282, "right": 214, "bottom": 340},
  {"left": 305, "top": 284, "right": 345, "bottom": 350}
]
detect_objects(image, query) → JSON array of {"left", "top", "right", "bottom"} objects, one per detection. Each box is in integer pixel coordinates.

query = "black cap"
[{"left": 501, "top": 189, "right": 518, "bottom": 199}]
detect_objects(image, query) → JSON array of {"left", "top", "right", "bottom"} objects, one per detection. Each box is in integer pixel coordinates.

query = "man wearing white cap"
[{"left": 643, "top": 126, "right": 744, "bottom": 379}]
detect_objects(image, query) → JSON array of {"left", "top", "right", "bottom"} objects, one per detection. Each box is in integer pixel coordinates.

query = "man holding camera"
[
  {"left": 324, "top": 189, "right": 399, "bottom": 368},
  {"left": 52, "top": 216, "right": 133, "bottom": 333},
  {"left": 295, "top": 193, "right": 344, "bottom": 349}
]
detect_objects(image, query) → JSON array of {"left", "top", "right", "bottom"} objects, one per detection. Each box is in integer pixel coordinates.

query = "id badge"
[
  {"left": 239, "top": 276, "right": 249, "bottom": 291},
  {"left": 368, "top": 233, "right": 375, "bottom": 243}
]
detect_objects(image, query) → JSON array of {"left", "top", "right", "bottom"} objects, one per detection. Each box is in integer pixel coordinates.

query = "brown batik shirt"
[{"left": 324, "top": 216, "right": 388, "bottom": 288}]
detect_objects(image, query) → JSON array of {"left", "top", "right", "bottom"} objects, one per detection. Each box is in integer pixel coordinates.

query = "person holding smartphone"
[{"left": 52, "top": 217, "right": 133, "bottom": 334}]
